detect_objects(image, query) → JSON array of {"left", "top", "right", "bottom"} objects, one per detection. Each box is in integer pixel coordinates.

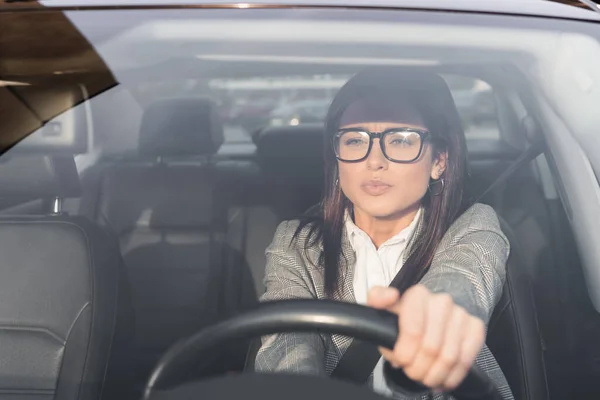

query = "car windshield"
[{"left": 2, "top": 3, "right": 600, "bottom": 400}]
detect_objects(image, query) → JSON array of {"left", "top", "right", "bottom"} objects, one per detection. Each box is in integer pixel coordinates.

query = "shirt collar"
[{"left": 344, "top": 207, "right": 422, "bottom": 249}]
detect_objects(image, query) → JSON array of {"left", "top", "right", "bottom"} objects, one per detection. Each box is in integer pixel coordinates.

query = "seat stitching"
[{"left": 0, "top": 325, "right": 65, "bottom": 345}]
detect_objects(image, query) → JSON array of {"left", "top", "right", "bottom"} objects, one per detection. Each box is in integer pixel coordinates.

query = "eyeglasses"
[{"left": 333, "top": 128, "right": 433, "bottom": 163}]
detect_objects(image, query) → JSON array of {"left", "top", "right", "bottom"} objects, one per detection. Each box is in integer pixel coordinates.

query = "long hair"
[{"left": 295, "top": 69, "right": 472, "bottom": 298}]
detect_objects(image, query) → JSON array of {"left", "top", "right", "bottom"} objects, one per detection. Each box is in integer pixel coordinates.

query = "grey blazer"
[{"left": 255, "top": 203, "right": 514, "bottom": 400}]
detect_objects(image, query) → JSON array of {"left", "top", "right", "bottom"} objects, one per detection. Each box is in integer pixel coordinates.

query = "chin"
[
  {"left": 372, "top": 210, "right": 410, "bottom": 220},
  {"left": 355, "top": 203, "right": 408, "bottom": 220},
  {"left": 353, "top": 197, "right": 421, "bottom": 220}
]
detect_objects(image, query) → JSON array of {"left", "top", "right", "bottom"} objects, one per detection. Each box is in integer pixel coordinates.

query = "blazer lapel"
[
  {"left": 338, "top": 228, "right": 357, "bottom": 303},
  {"left": 329, "top": 230, "right": 359, "bottom": 356}
]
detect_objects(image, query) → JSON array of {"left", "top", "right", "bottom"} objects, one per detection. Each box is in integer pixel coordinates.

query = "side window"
[{"left": 443, "top": 75, "right": 500, "bottom": 140}]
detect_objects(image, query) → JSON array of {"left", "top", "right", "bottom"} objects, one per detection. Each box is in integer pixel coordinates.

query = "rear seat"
[
  {"left": 254, "top": 124, "right": 325, "bottom": 220},
  {"left": 227, "top": 124, "right": 325, "bottom": 294},
  {"left": 79, "top": 97, "right": 256, "bottom": 383}
]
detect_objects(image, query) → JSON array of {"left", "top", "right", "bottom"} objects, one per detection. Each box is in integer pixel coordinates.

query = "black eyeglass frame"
[{"left": 333, "top": 127, "right": 435, "bottom": 163}]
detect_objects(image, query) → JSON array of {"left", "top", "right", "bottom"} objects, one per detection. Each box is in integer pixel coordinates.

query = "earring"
[
  {"left": 335, "top": 178, "right": 339, "bottom": 186},
  {"left": 428, "top": 178, "right": 445, "bottom": 196}
]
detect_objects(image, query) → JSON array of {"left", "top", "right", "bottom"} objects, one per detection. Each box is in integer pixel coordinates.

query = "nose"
[{"left": 366, "top": 139, "right": 388, "bottom": 171}]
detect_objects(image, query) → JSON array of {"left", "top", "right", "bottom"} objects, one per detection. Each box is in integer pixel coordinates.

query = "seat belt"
[
  {"left": 475, "top": 139, "right": 545, "bottom": 203},
  {"left": 330, "top": 139, "right": 545, "bottom": 385}
]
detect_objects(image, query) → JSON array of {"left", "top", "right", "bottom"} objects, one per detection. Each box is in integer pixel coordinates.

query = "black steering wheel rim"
[{"left": 143, "top": 299, "right": 502, "bottom": 400}]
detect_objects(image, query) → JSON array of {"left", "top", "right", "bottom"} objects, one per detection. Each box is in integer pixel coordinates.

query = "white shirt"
[{"left": 344, "top": 208, "right": 421, "bottom": 396}]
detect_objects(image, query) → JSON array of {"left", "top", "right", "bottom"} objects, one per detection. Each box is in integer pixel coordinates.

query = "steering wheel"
[{"left": 143, "top": 300, "right": 502, "bottom": 400}]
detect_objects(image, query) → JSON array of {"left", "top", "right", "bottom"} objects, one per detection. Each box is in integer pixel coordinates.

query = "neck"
[{"left": 353, "top": 204, "right": 420, "bottom": 248}]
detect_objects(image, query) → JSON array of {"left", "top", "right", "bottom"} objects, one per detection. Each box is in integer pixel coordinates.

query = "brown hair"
[{"left": 295, "top": 68, "right": 472, "bottom": 297}]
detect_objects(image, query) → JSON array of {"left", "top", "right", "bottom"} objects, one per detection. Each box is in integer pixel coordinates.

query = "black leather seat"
[
  {"left": 487, "top": 218, "right": 549, "bottom": 400},
  {"left": 0, "top": 155, "right": 133, "bottom": 400},
  {"left": 254, "top": 124, "right": 325, "bottom": 221},
  {"left": 79, "top": 97, "right": 256, "bottom": 384}
]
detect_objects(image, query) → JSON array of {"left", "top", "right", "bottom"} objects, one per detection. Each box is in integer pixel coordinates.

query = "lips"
[{"left": 361, "top": 180, "right": 392, "bottom": 196}]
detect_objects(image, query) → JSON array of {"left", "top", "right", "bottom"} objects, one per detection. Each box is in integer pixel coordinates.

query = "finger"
[
  {"left": 421, "top": 306, "right": 466, "bottom": 388},
  {"left": 403, "top": 293, "right": 453, "bottom": 384},
  {"left": 443, "top": 316, "right": 485, "bottom": 391},
  {"left": 378, "top": 286, "right": 426, "bottom": 368},
  {"left": 367, "top": 286, "right": 400, "bottom": 309},
  {"left": 379, "top": 347, "right": 400, "bottom": 368},
  {"left": 391, "top": 285, "right": 429, "bottom": 367}
]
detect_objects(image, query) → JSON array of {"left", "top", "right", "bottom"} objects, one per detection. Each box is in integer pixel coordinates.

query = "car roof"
[{"left": 3, "top": 0, "right": 599, "bottom": 22}]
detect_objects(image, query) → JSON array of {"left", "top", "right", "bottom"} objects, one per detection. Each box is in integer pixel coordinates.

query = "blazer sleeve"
[
  {"left": 419, "top": 203, "right": 510, "bottom": 324},
  {"left": 254, "top": 220, "right": 327, "bottom": 375},
  {"left": 384, "top": 204, "right": 511, "bottom": 399}
]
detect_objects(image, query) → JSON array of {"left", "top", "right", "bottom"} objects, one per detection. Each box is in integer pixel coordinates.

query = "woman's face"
[{"left": 338, "top": 121, "right": 447, "bottom": 220}]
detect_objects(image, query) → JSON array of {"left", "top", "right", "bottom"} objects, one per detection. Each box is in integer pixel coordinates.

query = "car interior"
[
  {"left": 2, "top": 5, "right": 600, "bottom": 400},
  {"left": 0, "top": 65, "right": 591, "bottom": 400}
]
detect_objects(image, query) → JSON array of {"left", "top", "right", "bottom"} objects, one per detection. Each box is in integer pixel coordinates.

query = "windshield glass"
[{"left": 1, "top": 5, "right": 600, "bottom": 400}]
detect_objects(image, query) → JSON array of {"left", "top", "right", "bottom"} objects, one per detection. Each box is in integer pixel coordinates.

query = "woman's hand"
[{"left": 367, "top": 285, "right": 485, "bottom": 392}]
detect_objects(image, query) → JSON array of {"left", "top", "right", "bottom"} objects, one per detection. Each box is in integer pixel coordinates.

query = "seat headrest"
[
  {"left": 138, "top": 97, "right": 224, "bottom": 157},
  {"left": 0, "top": 155, "right": 81, "bottom": 198},
  {"left": 256, "top": 124, "right": 324, "bottom": 180}
]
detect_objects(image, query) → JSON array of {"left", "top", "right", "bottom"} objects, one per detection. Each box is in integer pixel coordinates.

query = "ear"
[{"left": 430, "top": 151, "right": 448, "bottom": 180}]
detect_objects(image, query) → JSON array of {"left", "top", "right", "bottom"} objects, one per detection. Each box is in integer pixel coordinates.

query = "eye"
[
  {"left": 386, "top": 131, "right": 421, "bottom": 147},
  {"left": 344, "top": 137, "right": 367, "bottom": 146},
  {"left": 340, "top": 132, "right": 368, "bottom": 146},
  {"left": 390, "top": 136, "right": 412, "bottom": 145}
]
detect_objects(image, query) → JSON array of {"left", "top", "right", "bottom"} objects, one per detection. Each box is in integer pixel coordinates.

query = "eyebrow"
[{"left": 338, "top": 125, "right": 428, "bottom": 131}]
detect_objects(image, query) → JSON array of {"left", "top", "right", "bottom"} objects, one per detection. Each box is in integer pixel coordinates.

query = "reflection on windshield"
[
  {"left": 2, "top": 6, "right": 600, "bottom": 399},
  {"left": 126, "top": 73, "right": 499, "bottom": 156}
]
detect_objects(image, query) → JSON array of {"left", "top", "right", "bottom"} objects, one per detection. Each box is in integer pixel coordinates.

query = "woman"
[{"left": 254, "top": 69, "right": 512, "bottom": 400}]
